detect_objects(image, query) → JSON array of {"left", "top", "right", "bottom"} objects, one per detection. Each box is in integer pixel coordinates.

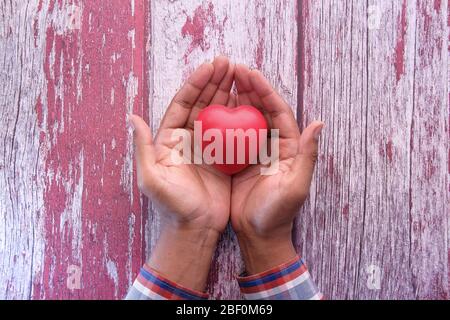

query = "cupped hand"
[
  {"left": 129, "top": 56, "right": 235, "bottom": 233},
  {"left": 128, "top": 57, "right": 236, "bottom": 291},
  {"left": 230, "top": 65, "right": 324, "bottom": 274}
]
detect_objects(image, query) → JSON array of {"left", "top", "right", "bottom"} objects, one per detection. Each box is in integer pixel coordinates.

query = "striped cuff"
[
  {"left": 125, "top": 264, "right": 208, "bottom": 300},
  {"left": 237, "top": 255, "right": 323, "bottom": 300}
]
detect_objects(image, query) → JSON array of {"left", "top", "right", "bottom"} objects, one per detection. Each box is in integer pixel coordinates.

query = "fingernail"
[
  {"left": 126, "top": 114, "right": 135, "bottom": 131},
  {"left": 313, "top": 124, "right": 324, "bottom": 140}
]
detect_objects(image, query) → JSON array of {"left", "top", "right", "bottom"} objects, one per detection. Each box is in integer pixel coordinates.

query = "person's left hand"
[
  {"left": 128, "top": 56, "right": 235, "bottom": 291},
  {"left": 129, "top": 56, "right": 235, "bottom": 233}
]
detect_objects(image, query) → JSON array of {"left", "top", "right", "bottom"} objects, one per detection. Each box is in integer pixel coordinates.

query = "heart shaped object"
[{"left": 196, "top": 105, "right": 268, "bottom": 175}]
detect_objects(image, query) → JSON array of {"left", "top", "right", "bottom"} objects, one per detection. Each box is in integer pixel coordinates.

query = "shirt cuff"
[
  {"left": 237, "top": 255, "right": 323, "bottom": 300},
  {"left": 125, "top": 264, "right": 208, "bottom": 300}
]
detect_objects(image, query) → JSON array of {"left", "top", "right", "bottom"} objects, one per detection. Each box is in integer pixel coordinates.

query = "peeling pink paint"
[
  {"left": 298, "top": 0, "right": 311, "bottom": 126},
  {"left": 35, "top": 1, "right": 147, "bottom": 299},
  {"left": 386, "top": 140, "right": 393, "bottom": 163},
  {"left": 255, "top": 16, "right": 265, "bottom": 69},
  {"left": 342, "top": 204, "right": 349, "bottom": 219},
  {"left": 33, "top": 17, "right": 39, "bottom": 47},
  {"left": 37, "top": 0, "right": 43, "bottom": 12},
  {"left": 35, "top": 95, "right": 43, "bottom": 129},
  {"left": 327, "top": 155, "right": 334, "bottom": 177},
  {"left": 181, "top": 3, "right": 221, "bottom": 64},
  {"left": 421, "top": 3, "right": 432, "bottom": 38},
  {"left": 433, "top": 0, "right": 441, "bottom": 12},
  {"left": 422, "top": 150, "right": 438, "bottom": 181},
  {"left": 394, "top": 0, "right": 407, "bottom": 83}
]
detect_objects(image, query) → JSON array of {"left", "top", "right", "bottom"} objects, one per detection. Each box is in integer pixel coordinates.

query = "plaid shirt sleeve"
[
  {"left": 237, "top": 255, "right": 323, "bottom": 300},
  {"left": 125, "top": 264, "right": 208, "bottom": 300}
]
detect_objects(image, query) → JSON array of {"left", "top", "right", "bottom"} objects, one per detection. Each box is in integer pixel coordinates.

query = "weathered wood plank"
[
  {"left": 409, "top": 0, "right": 448, "bottom": 299},
  {"left": 448, "top": 0, "right": 450, "bottom": 296},
  {"left": 1, "top": 0, "right": 448, "bottom": 300},
  {"left": 0, "top": 0, "right": 47, "bottom": 299},
  {"left": 298, "top": 0, "right": 449, "bottom": 299},
  {"left": 0, "top": 0, "right": 148, "bottom": 299},
  {"left": 148, "top": 0, "right": 298, "bottom": 299}
]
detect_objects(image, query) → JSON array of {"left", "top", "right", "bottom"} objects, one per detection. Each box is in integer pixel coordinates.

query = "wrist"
[
  {"left": 148, "top": 222, "right": 220, "bottom": 292},
  {"left": 236, "top": 226, "right": 297, "bottom": 275}
]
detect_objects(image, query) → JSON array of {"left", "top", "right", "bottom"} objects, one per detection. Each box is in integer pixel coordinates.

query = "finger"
[
  {"left": 249, "top": 70, "right": 300, "bottom": 140},
  {"left": 235, "top": 64, "right": 267, "bottom": 110},
  {"left": 299, "top": 121, "right": 324, "bottom": 155},
  {"left": 292, "top": 121, "right": 324, "bottom": 195},
  {"left": 234, "top": 64, "right": 273, "bottom": 127},
  {"left": 234, "top": 64, "right": 253, "bottom": 106},
  {"left": 210, "top": 61, "right": 235, "bottom": 105},
  {"left": 128, "top": 115, "right": 157, "bottom": 186},
  {"left": 185, "top": 56, "right": 230, "bottom": 129},
  {"left": 193, "top": 56, "right": 230, "bottom": 109},
  {"left": 129, "top": 114, "right": 155, "bottom": 162},
  {"left": 226, "top": 93, "right": 237, "bottom": 108},
  {"left": 159, "top": 62, "right": 214, "bottom": 131}
]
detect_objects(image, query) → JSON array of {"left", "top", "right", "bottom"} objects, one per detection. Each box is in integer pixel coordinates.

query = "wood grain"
[
  {"left": 297, "top": 0, "right": 449, "bottom": 299},
  {"left": 0, "top": 0, "right": 448, "bottom": 300},
  {"left": 0, "top": 0, "right": 148, "bottom": 299}
]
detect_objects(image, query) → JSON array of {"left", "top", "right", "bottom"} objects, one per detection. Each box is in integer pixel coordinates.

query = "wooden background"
[{"left": 0, "top": 0, "right": 448, "bottom": 300}]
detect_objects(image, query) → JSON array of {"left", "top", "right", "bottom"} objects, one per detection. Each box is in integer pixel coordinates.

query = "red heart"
[{"left": 196, "top": 105, "right": 268, "bottom": 175}]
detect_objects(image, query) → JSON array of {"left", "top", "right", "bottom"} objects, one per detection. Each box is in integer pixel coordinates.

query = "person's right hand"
[
  {"left": 128, "top": 56, "right": 235, "bottom": 291},
  {"left": 230, "top": 65, "right": 324, "bottom": 274}
]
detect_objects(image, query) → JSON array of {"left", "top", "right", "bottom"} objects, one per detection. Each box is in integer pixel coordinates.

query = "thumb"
[
  {"left": 128, "top": 114, "right": 153, "bottom": 147},
  {"left": 299, "top": 120, "right": 324, "bottom": 162},
  {"left": 127, "top": 114, "right": 156, "bottom": 187},
  {"left": 292, "top": 121, "right": 324, "bottom": 196}
]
